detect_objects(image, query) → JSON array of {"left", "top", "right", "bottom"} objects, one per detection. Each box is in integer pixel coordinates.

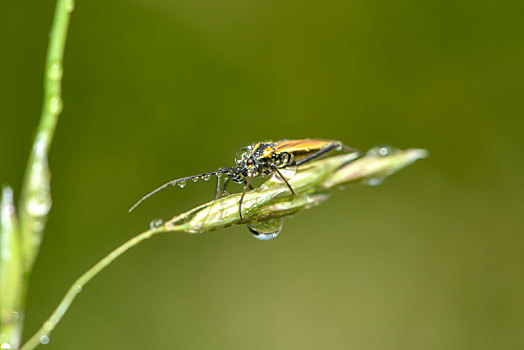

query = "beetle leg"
[
  {"left": 238, "top": 176, "right": 252, "bottom": 220},
  {"left": 221, "top": 175, "right": 233, "bottom": 196},
  {"left": 215, "top": 174, "right": 222, "bottom": 199},
  {"left": 272, "top": 165, "right": 296, "bottom": 195}
]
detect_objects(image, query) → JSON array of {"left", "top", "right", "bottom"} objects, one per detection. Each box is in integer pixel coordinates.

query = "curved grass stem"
[{"left": 20, "top": 225, "right": 182, "bottom": 350}]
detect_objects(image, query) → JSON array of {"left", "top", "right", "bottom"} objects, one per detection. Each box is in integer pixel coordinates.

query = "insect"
[{"left": 129, "top": 139, "right": 360, "bottom": 220}]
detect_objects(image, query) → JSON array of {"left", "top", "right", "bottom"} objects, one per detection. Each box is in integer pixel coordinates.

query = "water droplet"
[
  {"left": 27, "top": 194, "right": 52, "bottom": 216},
  {"left": 192, "top": 177, "right": 199, "bottom": 182},
  {"left": 365, "top": 177, "right": 384, "bottom": 186},
  {"left": 177, "top": 181, "right": 186, "bottom": 188},
  {"left": 221, "top": 190, "right": 229, "bottom": 198},
  {"left": 40, "top": 335, "right": 50, "bottom": 345},
  {"left": 76, "top": 285, "right": 82, "bottom": 293},
  {"left": 247, "top": 218, "right": 284, "bottom": 241},
  {"left": 368, "top": 145, "right": 396, "bottom": 157},
  {"left": 48, "top": 61, "right": 63, "bottom": 80},
  {"left": 48, "top": 95, "right": 63, "bottom": 114},
  {"left": 64, "top": 0, "right": 75, "bottom": 12},
  {"left": 216, "top": 173, "right": 222, "bottom": 178},
  {"left": 1, "top": 343, "right": 12, "bottom": 349},
  {"left": 149, "top": 218, "right": 164, "bottom": 229},
  {"left": 202, "top": 174, "right": 211, "bottom": 181}
]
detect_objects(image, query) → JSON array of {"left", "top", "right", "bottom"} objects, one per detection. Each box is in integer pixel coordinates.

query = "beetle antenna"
[{"left": 128, "top": 169, "right": 231, "bottom": 212}]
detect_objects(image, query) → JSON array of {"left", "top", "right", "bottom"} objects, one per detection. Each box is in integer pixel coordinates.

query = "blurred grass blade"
[
  {"left": 0, "top": 187, "right": 24, "bottom": 349},
  {"left": 19, "top": 0, "right": 74, "bottom": 273}
]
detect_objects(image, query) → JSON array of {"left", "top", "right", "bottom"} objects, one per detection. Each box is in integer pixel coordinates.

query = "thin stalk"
[
  {"left": 19, "top": 0, "right": 74, "bottom": 273},
  {"left": 20, "top": 225, "right": 181, "bottom": 350}
]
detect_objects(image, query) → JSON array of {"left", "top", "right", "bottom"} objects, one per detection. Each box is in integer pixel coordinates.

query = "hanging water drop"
[
  {"left": 192, "top": 177, "right": 199, "bottom": 182},
  {"left": 202, "top": 174, "right": 211, "bottom": 181},
  {"left": 76, "top": 285, "right": 83, "bottom": 293},
  {"left": 247, "top": 218, "right": 284, "bottom": 241},
  {"left": 177, "top": 181, "right": 186, "bottom": 188},
  {"left": 40, "top": 335, "right": 50, "bottom": 345},
  {"left": 149, "top": 218, "right": 164, "bottom": 229}
]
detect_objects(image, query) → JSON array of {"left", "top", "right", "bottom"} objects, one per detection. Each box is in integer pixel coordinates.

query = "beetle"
[{"left": 129, "top": 139, "right": 360, "bottom": 220}]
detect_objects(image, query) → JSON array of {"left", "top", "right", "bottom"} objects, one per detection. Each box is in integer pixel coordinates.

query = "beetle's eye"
[{"left": 247, "top": 158, "right": 254, "bottom": 166}]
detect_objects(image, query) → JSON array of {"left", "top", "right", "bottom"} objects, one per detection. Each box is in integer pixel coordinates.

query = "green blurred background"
[{"left": 2, "top": 0, "right": 523, "bottom": 348}]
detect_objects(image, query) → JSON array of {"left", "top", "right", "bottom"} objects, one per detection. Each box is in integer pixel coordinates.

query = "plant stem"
[
  {"left": 20, "top": 225, "right": 180, "bottom": 350},
  {"left": 19, "top": 0, "right": 74, "bottom": 273}
]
